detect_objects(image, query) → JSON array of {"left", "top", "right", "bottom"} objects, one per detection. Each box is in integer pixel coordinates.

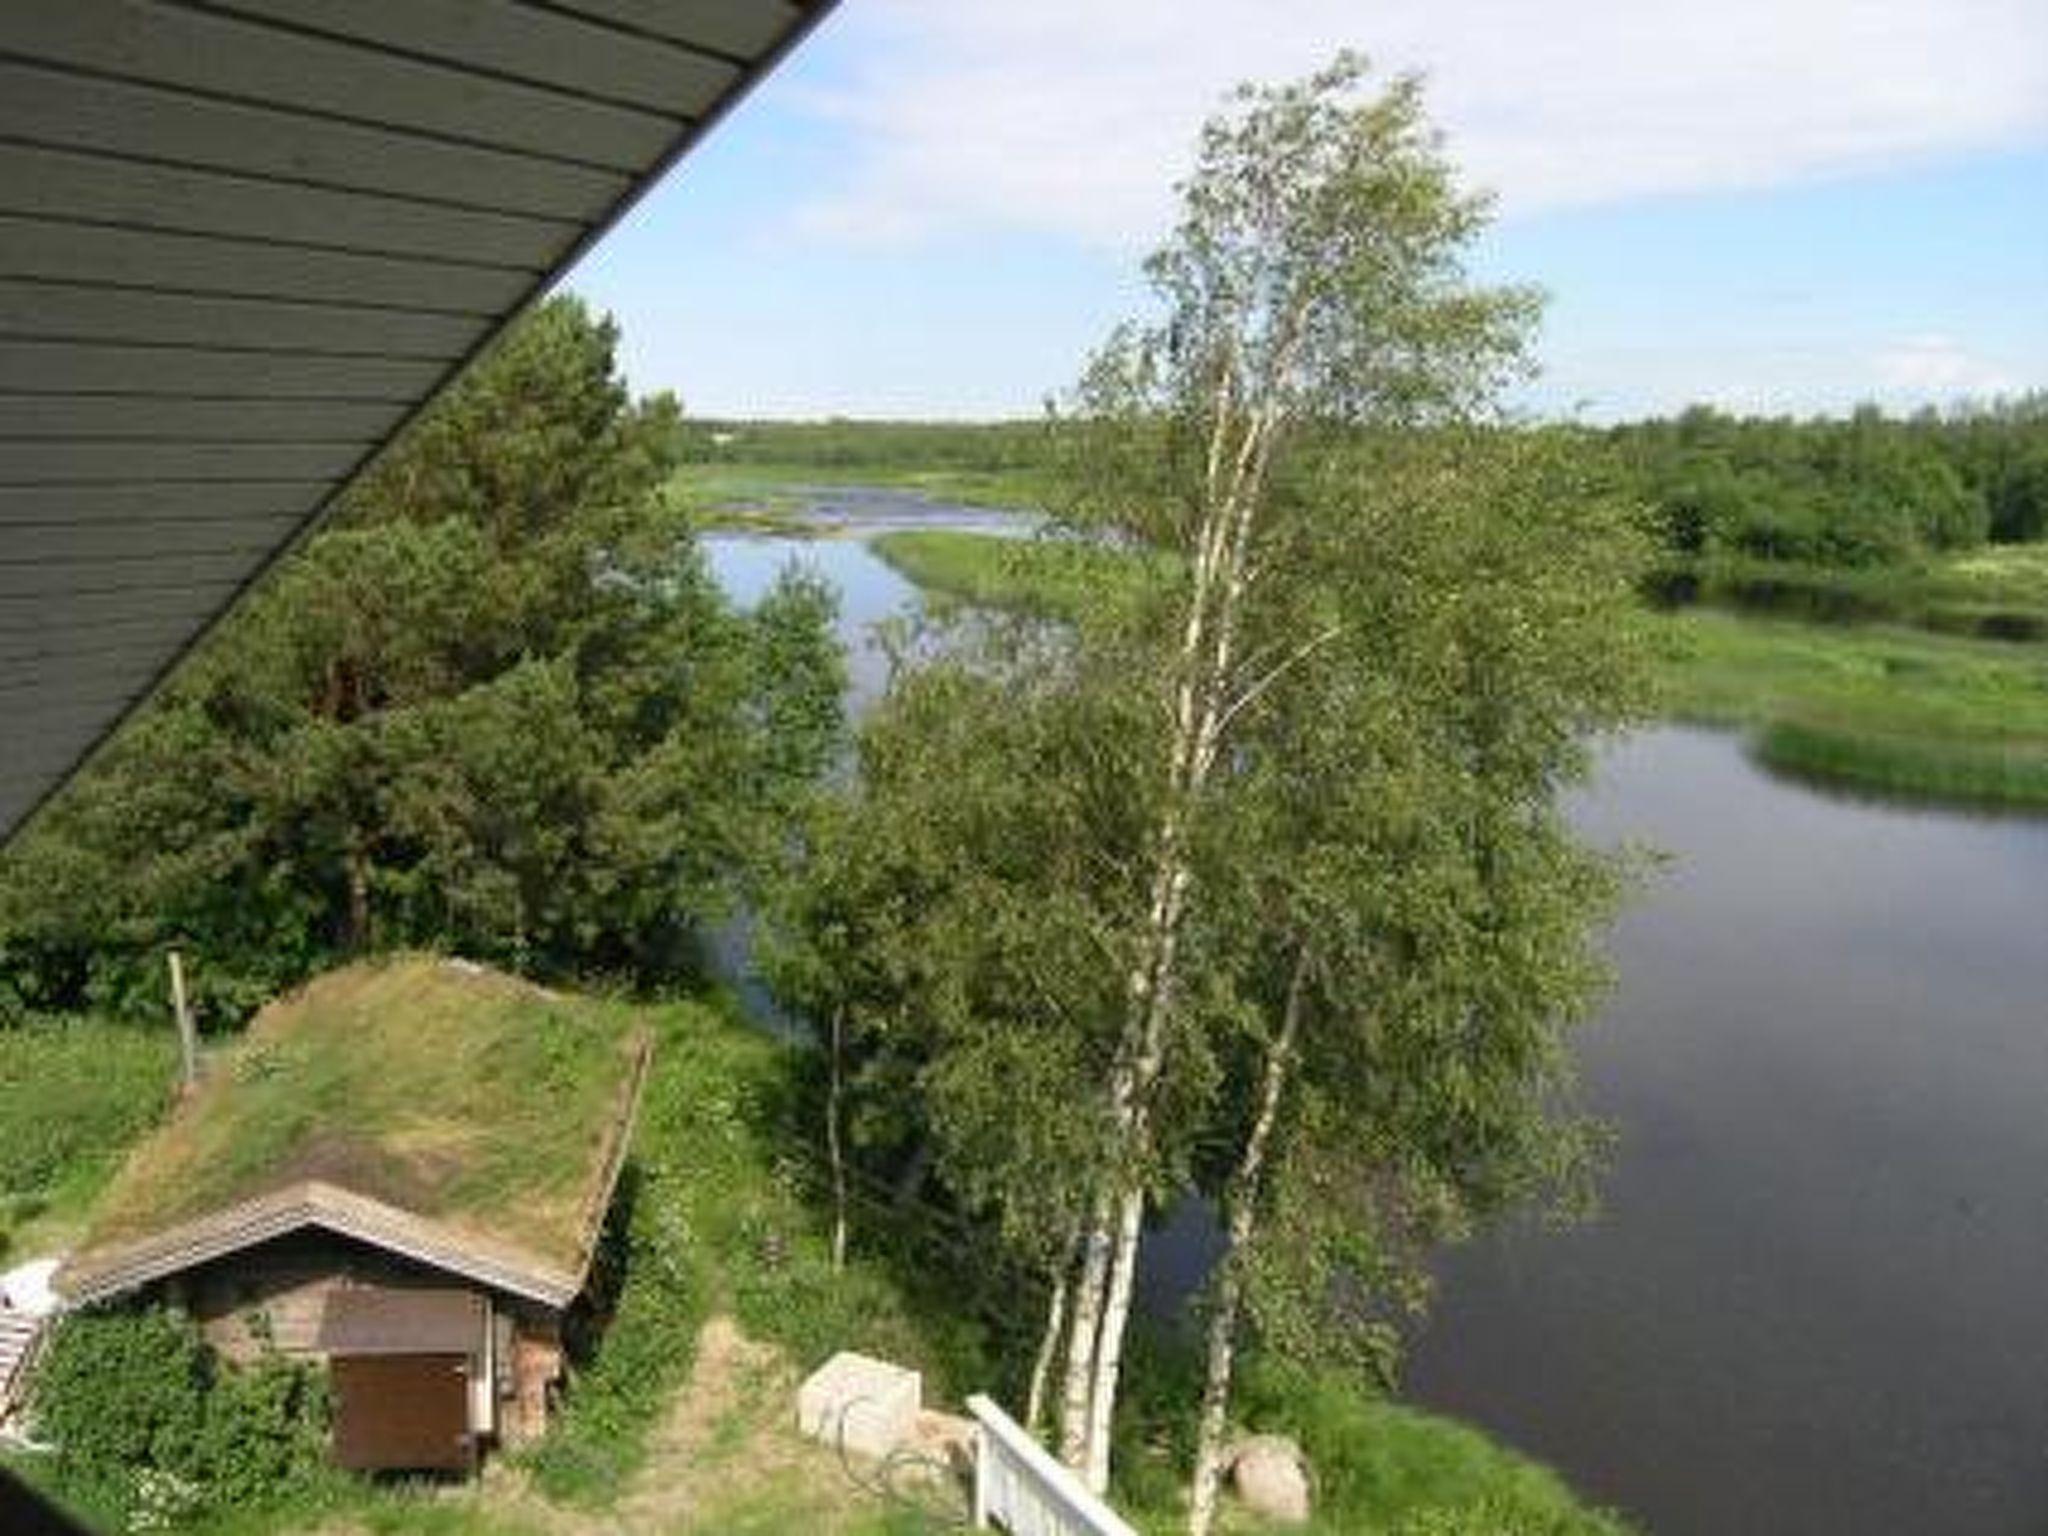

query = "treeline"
[
  {"left": 0, "top": 299, "right": 844, "bottom": 1026},
  {"left": 678, "top": 400, "right": 2048, "bottom": 572},
  {"left": 1611, "top": 397, "right": 2048, "bottom": 568},
  {"left": 674, "top": 416, "right": 1052, "bottom": 474}
]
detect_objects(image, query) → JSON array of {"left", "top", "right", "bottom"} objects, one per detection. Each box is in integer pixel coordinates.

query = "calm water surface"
[
  {"left": 709, "top": 498, "right": 2048, "bottom": 1535},
  {"left": 1406, "top": 728, "right": 2048, "bottom": 1536}
]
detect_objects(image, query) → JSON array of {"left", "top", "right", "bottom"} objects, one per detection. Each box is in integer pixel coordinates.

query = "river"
[{"left": 705, "top": 498, "right": 2048, "bottom": 1536}]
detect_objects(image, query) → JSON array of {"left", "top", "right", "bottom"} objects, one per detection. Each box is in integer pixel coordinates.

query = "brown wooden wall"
[{"left": 167, "top": 1230, "right": 562, "bottom": 1448}]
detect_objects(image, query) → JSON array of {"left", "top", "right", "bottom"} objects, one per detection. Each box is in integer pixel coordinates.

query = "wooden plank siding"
[
  {"left": 0, "top": 62, "right": 633, "bottom": 220},
  {"left": 0, "top": 0, "right": 840, "bottom": 843},
  {"left": 0, "top": 393, "right": 408, "bottom": 442}
]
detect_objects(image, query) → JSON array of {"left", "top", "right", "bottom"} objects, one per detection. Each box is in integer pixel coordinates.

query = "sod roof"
[{"left": 59, "top": 955, "right": 650, "bottom": 1309}]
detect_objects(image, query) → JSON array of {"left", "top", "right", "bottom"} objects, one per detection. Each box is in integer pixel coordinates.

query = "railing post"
[
  {"left": 972, "top": 1419, "right": 992, "bottom": 1529},
  {"left": 966, "top": 1392, "right": 1139, "bottom": 1536}
]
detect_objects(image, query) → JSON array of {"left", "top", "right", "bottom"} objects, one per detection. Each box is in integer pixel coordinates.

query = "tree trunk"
[
  {"left": 1063, "top": 402, "right": 1284, "bottom": 1489},
  {"left": 1061, "top": 367, "right": 1296, "bottom": 1489},
  {"left": 1186, "top": 947, "right": 1309, "bottom": 1536},
  {"left": 1058, "top": 1194, "right": 1116, "bottom": 1465},
  {"left": 343, "top": 833, "right": 373, "bottom": 952},
  {"left": 1083, "top": 1181, "right": 1147, "bottom": 1489},
  {"left": 827, "top": 1004, "right": 848, "bottom": 1273},
  {"left": 1026, "top": 1258, "right": 1072, "bottom": 1437},
  {"left": 1081, "top": 461, "right": 1271, "bottom": 1489}
]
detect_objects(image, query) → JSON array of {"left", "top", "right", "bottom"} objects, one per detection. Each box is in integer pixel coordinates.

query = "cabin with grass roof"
[{"left": 52, "top": 956, "right": 651, "bottom": 1475}]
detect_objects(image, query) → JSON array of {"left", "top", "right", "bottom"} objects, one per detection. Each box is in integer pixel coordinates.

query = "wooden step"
[{"left": 0, "top": 1310, "right": 47, "bottom": 1410}]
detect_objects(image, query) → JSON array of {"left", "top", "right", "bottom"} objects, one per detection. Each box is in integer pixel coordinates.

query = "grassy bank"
[
  {"left": 875, "top": 528, "right": 2048, "bottom": 810},
  {"left": 0, "top": 1020, "right": 175, "bottom": 1261},
  {"left": 1654, "top": 544, "right": 2048, "bottom": 641},
  {"left": 872, "top": 528, "right": 1171, "bottom": 623},
  {"left": 1651, "top": 609, "right": 2048, "bottom": 806},
  {"left": 6, "top": 981, "right": 1626, "bottom": 1535}
]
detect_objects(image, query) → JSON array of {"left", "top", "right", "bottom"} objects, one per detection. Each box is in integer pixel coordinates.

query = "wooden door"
[{"left": 330, "top": 1352, "right": 471, "bottom": 1472}]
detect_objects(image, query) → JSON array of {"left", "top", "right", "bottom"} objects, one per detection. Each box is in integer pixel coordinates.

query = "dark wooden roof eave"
[{"left": 0, "top": 0, "right": 842, "bottom": 848}]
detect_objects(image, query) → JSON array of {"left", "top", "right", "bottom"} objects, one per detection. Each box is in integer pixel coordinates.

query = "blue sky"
[{"left": 566, "top": 0, "right": 2048, "bottom": 423}]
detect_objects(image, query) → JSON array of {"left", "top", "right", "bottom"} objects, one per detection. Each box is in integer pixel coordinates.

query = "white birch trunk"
[
  {"left": 1082, "top": 1181, "right": 1147, "bottom": 1489},
  {"left": 1077, "top": 396, "right": 1285, "bottom": 1489},
  {"left": 1058, "top": 1195, "right": 1116, "bottom": 1464},
  {"left": 1027, "top": 1261, "right": 1072, "bottom": 1437},
  {"left": 1066, "top": 334, "right": 1301, "bottom": 1490},
  {"left": 826, "top": 1005, "right": 848, "bottom": 1273},
  {"left": 1186, "top": 948, "right": 1309, "bottom": 1536}
]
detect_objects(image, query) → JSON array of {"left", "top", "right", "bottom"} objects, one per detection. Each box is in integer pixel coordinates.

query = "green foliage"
[
  {"left": 0, "top": 296, "right": 843, "bottom": 1020},
  {"left": 0, "top": 1020, "right": 173, "bottom": 1254},
  {"left": 776, "top": 60, "right": 1651, "bottom": 1512},
  {"left": 885, "top": 528, "right": 2048, "bottom": 810},
  {"left": 1614, "top": 396, "right": 2048, "bottom": 570},
  {"left": 28, "top": 1304, "right": 329, "bottom": 1530}
]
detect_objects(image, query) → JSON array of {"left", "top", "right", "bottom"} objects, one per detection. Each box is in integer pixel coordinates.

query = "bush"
[{"left": 29, "top": 1304, "right": 329, "bottom": 1530}]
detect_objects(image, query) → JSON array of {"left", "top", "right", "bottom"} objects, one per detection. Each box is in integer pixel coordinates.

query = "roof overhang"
[
  {"left": 0, "top": 0, "right": 838, "bottom": 846},
  {"left": 56, "top": 1179, "right": 585, "bottom": 1310}
]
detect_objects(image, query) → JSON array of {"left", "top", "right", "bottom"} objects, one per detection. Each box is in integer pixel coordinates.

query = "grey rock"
[{"left": 1231, "top": 1432, "right": 1311, "bottom": 1524}]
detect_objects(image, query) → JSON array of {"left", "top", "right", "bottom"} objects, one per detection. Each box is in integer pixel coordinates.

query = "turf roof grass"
[{"left": 77, "top": 954, "right": 648, "bottom": 1277}]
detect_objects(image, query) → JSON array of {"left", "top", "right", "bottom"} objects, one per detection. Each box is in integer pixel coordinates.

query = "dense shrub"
[
  {"left": 1612, "top": 397, "right": 2048, "bottom": 569},
  {"left": 29, "top": 1304, "right": 329, "bottom": 1530}
]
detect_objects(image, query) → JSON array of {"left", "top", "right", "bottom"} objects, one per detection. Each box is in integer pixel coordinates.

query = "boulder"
[{"left": 1230, "top": 1432, "right": 1312, "bottom": 1524}]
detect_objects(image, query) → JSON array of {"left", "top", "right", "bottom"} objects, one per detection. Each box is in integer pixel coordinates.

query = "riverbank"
[
  {"left": 1651, "top": 545, "right": 2048, "bottom": 641},
  {"left": 872, "top": 529, "right": 2048, "bottom": 810},
  {"left": 1650, "top": 609, "right": 2048, "bottom": 807},
  {"left": 5, "top": 992, "right": 1628, "bottom": 1535}
]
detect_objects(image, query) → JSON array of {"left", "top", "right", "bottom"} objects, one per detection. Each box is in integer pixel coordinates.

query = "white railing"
[{"left": 966, "top": 1394, "right": 1138, "bottom": 1536}]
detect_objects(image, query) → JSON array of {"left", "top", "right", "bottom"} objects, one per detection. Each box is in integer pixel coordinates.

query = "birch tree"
[
  {"left": 1179, "top": 428, "right": 1650, "bottom": 1534},
  {"left": 1048, "top": 55, "right": 1539, "bottom": 1489},
  {"left": 768, "top": 57, "right": 1647, "bottom": 1511}
]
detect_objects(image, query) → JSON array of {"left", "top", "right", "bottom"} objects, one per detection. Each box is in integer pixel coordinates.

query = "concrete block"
[{"left": 797, "top": 1350, "right": 921, "bottom": 1460}]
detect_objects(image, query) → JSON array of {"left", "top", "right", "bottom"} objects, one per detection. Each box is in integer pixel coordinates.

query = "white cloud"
[
  {"left": 795, "top": 0, "right": 2048, "bottom": 248},
  {"left": 1872, "top": 334, "right": 2017, "bottom": 397}
]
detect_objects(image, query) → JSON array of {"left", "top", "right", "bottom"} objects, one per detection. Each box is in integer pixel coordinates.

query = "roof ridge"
[{"left": 57, "top": 1176, "right": 582, "bottom": 1310}]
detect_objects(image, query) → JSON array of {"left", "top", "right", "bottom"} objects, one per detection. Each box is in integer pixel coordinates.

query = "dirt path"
[{"left": 329, "top": 1314, "right": 964, "bottom": 1534}]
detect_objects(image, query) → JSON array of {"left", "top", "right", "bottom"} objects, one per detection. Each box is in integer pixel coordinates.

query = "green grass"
[
  {"left": 1651, "top": 608, "right": 2048, "bottom": 805},
  {"left": 1249, "top": 1365, "right": 1631, "bottom": 1535},
  {"left": 872, "top": 528, "right": 1173, "bottom": 625},
  {"left": 522, "top": 988, "right": 1002, "bottom": 1508},
  {"left": 0, "top": 1020, "right": 176, "bottom": 1261},
  {"left": 1111, "top": 1344, "right": 1631, "bottom": 1536}
]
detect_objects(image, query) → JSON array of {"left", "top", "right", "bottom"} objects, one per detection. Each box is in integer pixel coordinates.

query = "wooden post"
[{"left": 169, "top": 948, "right": 198, "bottom": 1092}]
